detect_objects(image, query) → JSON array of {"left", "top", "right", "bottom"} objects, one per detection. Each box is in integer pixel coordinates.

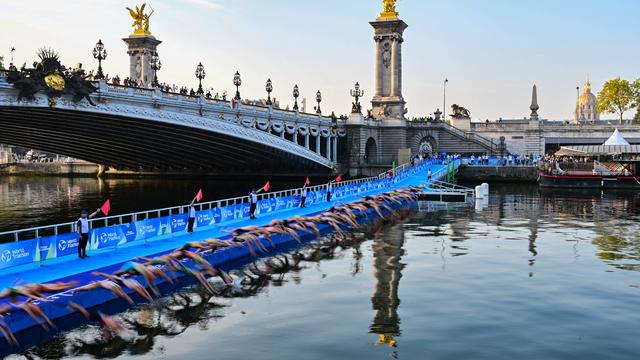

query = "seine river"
[{"left": 2, "top": 178, "right": 640, "bottom": 359}]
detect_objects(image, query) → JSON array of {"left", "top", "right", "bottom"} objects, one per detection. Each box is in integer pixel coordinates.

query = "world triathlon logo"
[
  {"left": 100, "top": 232, "right": 109, "bottom": 244},
  {"left": 1, "top": 250, "right": 11, "bottom": 263},
  {"left": 58, "top": 240, "right": 68, "bottom": 251}
]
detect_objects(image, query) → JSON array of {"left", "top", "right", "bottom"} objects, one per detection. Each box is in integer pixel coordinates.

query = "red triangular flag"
[
  {"left": 262, "top": 181, "right": 271, "bottom": 192},
  {"left": 304, "top": 177, "right": 310, "bottom": 186},
  {"left": 195, "top": 189, "right": 203, "bottom": 202},
  {"left": 334, "top": 175, "right": 342, "bottom": 182},
  {"left": 100, "top": 199, "right": 111, "bottom": 216}
]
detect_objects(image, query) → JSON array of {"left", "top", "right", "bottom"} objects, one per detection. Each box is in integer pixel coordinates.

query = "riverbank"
[{"left": 0, "top": 162, "right": 99, "bottom": 177}]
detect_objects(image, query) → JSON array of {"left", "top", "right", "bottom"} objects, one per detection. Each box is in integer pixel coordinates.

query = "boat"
[{"left": 539, "top": 129, "right": 640, "bottom": 189}]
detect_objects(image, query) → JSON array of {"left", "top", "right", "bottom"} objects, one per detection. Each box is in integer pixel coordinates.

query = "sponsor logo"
[
  {"left": 58, "top": 240, "right": 67, "bottom": 251},
  {"left": 1, "top": 250, "right": 11, "bottom": 263}
]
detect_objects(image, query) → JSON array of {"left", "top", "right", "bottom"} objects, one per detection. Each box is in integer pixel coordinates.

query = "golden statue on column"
[
  {"left": 379, "top": 0, "right": 399, "bottom": 20},
  {"left": 127, "top": 3, "right": 154, "bottom": 36}
]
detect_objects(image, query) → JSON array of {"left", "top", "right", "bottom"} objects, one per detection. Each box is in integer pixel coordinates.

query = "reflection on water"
[
  {"left": 5, "top": 184, "right": 640, "bottom": 359},
  {"left": 370, "top": 224, "right": 404, "bottom": 350}
]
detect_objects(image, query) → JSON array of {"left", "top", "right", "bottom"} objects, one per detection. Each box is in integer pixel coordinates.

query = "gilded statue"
[
  {"left": 379, "top": 0, "right": 399, "bottom": 19},
  {"left": 127, "top": 3, "right": 154, "bottom": 36}
]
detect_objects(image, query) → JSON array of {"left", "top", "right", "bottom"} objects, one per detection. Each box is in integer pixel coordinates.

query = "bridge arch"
[
  {"left": 410, "top": 131, "right": 438, "bottom": 156},
  {"left": 0, "top": 79, "right": 342, "bottom": 174},
  {"left": 365, "top": 137, "right": 378, "bottom": 164}
]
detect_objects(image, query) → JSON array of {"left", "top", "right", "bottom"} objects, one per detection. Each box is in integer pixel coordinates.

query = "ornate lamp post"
[
  {"left": 292, "top": 85, "right": 300, "bottom": 111},
  {"left": 316, "top": 90, "right": 322, "bottom": 114},
  {"left": 92, "top": 39, "right": 107, "bottom": 80},
  {"left": 265, "top": 78, "right": 273, "bottom": 105},
  {"left": 233, "top": 71, "right": 242, "bottom": 101},
  {"left": 150, "top": 52, "right": 162, "bottom": 87},
  {"left": 350, "top": 81, "right": 364, "bottom": 113},
  {"left": 195, "top": 62, "right": 206, "bottom": 95}
]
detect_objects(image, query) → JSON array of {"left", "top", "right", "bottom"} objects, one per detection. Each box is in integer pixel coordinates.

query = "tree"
[
  {"left": 0, "top": 56, "right": 4, "bottom": 70},
  {"left": 596, "top": 77, "right": 634, "bottom": 125},
  {"left": 632, "top": 79, "right": 640, "bottom": 124}
]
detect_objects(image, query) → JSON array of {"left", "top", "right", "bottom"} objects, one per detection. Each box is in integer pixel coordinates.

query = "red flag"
[
  {"left": 334, "top": 175, "right": 342, "bottom": 182},
  {"left": 195, "top": 189, "right": 203, "bottom": 202},
  {"left": 262, "top": 181, "right": 271, "bottom": 192},
  {"left": 304, "top": 177, "right": 310, "bottom": 186},
  {"left": 231, "top": 99, "right": 237, "bottom": 109},
  {"left": 100, "top": 199, "right": 111, "bottom": 216}
]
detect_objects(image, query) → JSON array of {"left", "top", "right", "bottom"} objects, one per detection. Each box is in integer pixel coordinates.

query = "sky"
[{"left": 0, "top": 0, "right": 638, "bottom": 120}]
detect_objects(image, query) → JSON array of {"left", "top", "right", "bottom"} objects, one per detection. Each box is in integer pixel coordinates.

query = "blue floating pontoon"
[{"left": 0, "top": 161, "right": 454, "bottom": 346}]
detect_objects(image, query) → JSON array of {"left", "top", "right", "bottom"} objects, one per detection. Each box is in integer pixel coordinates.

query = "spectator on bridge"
[
  {"left": 428, "top": 168, "right": 433, "bottom": 182},
  {"left": 77, "top": 209, "right": 100, "bottom": 259}
]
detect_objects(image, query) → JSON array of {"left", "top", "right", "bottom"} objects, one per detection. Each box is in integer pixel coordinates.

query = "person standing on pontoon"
[{"left": 77, "top": 209, "right": 100, "bottom": 259}]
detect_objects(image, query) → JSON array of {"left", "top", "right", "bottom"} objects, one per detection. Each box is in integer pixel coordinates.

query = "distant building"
[{"left": 573, "top": 79, "right": 599, "bottom": 124}]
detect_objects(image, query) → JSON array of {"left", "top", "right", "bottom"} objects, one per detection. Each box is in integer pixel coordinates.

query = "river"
[{"left": 2, "top": 179, "right": 640, "bottom": 359}]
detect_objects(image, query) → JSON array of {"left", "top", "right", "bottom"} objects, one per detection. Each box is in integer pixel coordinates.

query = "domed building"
[{"left": 573, "top": 79, "right": 599, "bottom": 124}]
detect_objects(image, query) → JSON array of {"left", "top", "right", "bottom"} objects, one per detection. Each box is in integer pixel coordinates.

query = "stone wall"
[
  {"left": 0, "top": 162, "right": 99, "bottom": 176},
  {"left": 457, "top": 165, "right": 538, "bottom": 183}
]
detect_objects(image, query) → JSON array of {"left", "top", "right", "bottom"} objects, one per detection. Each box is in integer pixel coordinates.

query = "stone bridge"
[
  {"left": 344, "top": 114, "right": 502, "bottom": 176},
  {"left": 0, "top": 72, "right": 345, "bottom": 175}
]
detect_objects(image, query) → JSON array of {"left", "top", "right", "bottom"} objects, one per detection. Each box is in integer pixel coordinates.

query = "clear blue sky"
[{"left": 1, "top": 0, "right": 638, "bottom": 120}]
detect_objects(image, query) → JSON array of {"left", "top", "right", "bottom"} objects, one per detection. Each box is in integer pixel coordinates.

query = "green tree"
[
  {"left": 596, "top": 77, "right": 634, "bottom": 124},
  {"left": 632, "top": 79, "right": 640, "bottom": 123},
  {"left": 0, "top": 56, "right": 4, "bottom": 70}
]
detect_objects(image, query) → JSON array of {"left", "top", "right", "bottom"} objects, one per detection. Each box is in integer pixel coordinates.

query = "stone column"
[
  {"left": 390, "top": 37, "right": 397, "bottom": 97},
  {"left": 374, "top": 36, "right": 383, "bottom": 97},
  {"left": 305, "top": 133, "right": 310, "bottom": 149},
  {"left": 370, "top": 18, "right": 407, "bottom": 121},
  {"left": 122, "top": 35, "right": 162, "bottom": 87},
  {"left": 326, "top": 136, "right": 331, "bottom": 160},
  {"left": 332, "top": 135, "right": 338, "bottom": 162},
  {"left": 316, "top": 134, "right": 321, "bottom": 154}
]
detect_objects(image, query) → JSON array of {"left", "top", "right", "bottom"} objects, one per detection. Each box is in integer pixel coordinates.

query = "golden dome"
[{"left": 578, "top": 79, "right": 597, "bottom": 106}]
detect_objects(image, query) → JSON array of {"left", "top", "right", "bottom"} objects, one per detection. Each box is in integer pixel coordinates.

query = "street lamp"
[
  {"left": 265, "top": 78, "right": 273, "bottom": 105},
  {"left": 195, "top": 62, "right": 206, "bottom": 95},
  {"left": 293, "top": 84, "right": 300, "bottom": 111},
  {"left": 316, "top": 90, "right": 322, "bottom": 114},
  {"left": 350, "top": 81, "right": 364, "bottom": 113},
  {"left": 150, "top": 52, "right": 162, "bottom": 87},
  {"left": 92, "top": 39, "right": 107, "bottom": 80},
  {"left": 233, "top": 71, "right": 242, "bottom": 101},
  {"left": 443, "top": 78, "right": 449, "bottom": 120}
]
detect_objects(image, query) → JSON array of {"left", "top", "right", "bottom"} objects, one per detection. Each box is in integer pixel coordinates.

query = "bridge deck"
[{"left": 0, "top": 164, "right": 444, "bottom": 290}]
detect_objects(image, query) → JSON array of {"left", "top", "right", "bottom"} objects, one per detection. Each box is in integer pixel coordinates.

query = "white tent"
[{"left": 603, "top": 128, "right": 630, "bottom": 146}]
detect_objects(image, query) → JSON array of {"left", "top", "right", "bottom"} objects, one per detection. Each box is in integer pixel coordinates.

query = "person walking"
[
  {"left": 428, "top": 168, "right": 433, "bottom": 182},
  {"left": 326, "top": 181, "right": 333, "bottom": 202},
  {"left": 77, "top": 209, "right": 100, "bottom": 259}
]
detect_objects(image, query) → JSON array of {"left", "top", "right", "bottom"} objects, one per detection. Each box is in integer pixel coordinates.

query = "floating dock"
[{"left": 0, "top": 160, "right": 460, "bottom": 345}]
